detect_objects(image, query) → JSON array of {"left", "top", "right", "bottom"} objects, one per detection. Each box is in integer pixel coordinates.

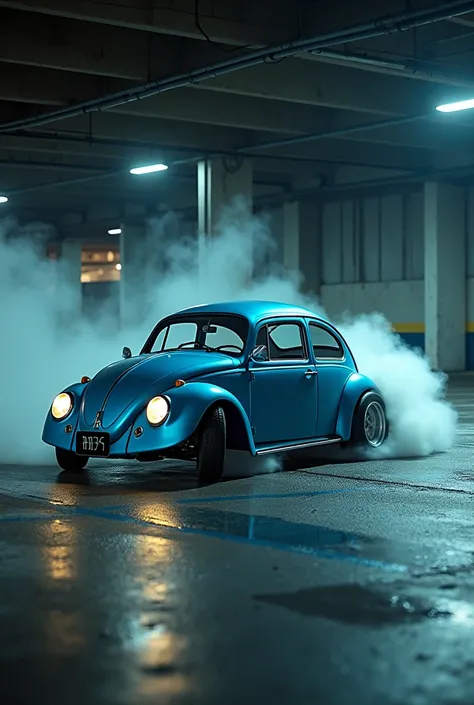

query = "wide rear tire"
[
  {"left": 56, "top": 447, "right": 88, "bottom": 472},
  {"left": 196, "top": 406, "right": 226, "bottom": 485},
  {"left": 348, "top": 391, "right": 388, "bottom": 450}
]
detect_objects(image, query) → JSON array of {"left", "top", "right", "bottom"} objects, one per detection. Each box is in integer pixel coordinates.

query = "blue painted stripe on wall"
[
  {"left": 397, "top": 332, "right": 425, "bottom": 351},
  {"left": 396, "top": 332, "right": 474, "bottom": 370},
  {"left": 466, "top": 333, "right": 474, "bottom": 371}
]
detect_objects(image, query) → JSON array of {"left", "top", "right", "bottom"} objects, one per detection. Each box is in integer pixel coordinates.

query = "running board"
[{"left": 255, "top": 436, "right": 342, "bottom": 455}]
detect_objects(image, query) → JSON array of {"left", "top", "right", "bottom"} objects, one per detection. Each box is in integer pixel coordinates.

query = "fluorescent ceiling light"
[
  {"left": 436, "top": 98, "right": 474, "bottom": 113},
  {"left": 0, "top": 195, "right": 8, "bottom": 203},
  {"left": 130, "top": 163, "right": 168, "bottom": 175},
  {"left": 108, "top": 228, "right": 121, "bottom": 235}
]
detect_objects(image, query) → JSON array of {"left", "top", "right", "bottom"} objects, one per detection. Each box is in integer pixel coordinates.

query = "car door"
[
  {"left": 249, "top": 318, "right": 318, "bottom": 444},
  {"left": 307, "top": 321, "right": 353, "bottom": 437}
]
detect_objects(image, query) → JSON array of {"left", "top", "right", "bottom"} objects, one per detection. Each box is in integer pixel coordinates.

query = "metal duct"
[{"left": 1, "top": 0, "right": 474, "bottom": 133}]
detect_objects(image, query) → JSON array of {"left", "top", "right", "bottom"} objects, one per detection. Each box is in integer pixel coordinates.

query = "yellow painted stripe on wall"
[
  {"left": 392, "top": 323, "right": 474, "bottom": 334},
  {"left": 392, "top": 323, "right": 425, "bottom": 333}
]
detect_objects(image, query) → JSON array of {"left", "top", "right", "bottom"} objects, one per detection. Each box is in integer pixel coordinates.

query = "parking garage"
[{"left": 2, "top": 1, "right": 474, "bottom": 703}]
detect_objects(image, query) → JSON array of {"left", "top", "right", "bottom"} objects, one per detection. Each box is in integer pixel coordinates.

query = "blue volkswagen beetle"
[{"left": 43, "top": 300, "right": 388, "bottom": 483}]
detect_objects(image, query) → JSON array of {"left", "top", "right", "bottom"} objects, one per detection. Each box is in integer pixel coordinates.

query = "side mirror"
[
  {"left": 122, "top": 346, "right": 132, "bottom": 359},
  {"left": 249, "top": 344, "right": 268, "bottom": 362}
]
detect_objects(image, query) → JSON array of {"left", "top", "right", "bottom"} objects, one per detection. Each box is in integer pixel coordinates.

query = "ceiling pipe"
[
  {"left": 0, "top": 0, "right": 473, "bottom": 133},
  {"left": 309, "top": 48, "right": 474, "bottom": 88}
]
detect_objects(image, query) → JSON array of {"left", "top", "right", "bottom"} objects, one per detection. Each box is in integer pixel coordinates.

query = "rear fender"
[
  {"left": 127, "top": 381, "right": 256, "bottom": 455},
  {"left": 42, "top": 382, "right": 88, "bottom": 451},
  {"left": 336, "top": 373, "right": 379, "bottom": 441}
]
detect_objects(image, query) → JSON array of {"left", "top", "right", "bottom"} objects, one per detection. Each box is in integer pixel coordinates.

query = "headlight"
[
  {"left": 51, "top": 392, "right": 73, "bottom": 420},
  {"left": 146, "top": 396, "right": 169, "bottom": 426}
]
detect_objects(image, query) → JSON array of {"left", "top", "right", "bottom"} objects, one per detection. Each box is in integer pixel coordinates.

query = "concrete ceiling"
[{"left": 0, "top": 0, "right": 474, "bottom": 238}]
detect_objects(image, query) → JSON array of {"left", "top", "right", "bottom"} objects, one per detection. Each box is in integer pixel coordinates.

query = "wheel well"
[{"left": 201, "top": 400, "right": 251, "bottom": 452}]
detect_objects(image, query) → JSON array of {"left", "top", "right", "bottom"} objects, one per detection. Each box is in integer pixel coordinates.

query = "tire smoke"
[{"left": 0, "top": 201, "right": 457, "bottom": 466}]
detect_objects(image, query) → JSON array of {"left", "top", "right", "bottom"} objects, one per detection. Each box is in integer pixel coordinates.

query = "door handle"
[{"left": 305, "top": 369, "right": 318, "bottom": 376}]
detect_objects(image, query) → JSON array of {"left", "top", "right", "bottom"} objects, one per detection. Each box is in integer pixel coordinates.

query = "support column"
[
  {"left": 424, "top": 181, "right": 466, "bottom": 371},
  {"left": 197, "top": 156, "right": 253, "bottom": 278},
  {"left": 119, "top": 221, "right": 147, "bottom": 330},
  {"left": 283, "top": 200, "right": 321, "bottom": 296},
  {"left": 59, "top": 239, "right": 82, "bottom": 316}
]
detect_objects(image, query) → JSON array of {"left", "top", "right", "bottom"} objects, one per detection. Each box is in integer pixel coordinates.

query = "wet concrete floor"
[{"left": 2, "top": 374, "right": 474, "bottom": 704}]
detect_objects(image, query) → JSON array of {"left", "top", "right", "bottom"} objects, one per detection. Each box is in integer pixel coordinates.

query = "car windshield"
[{"left": 145, "top": 314, "right": 249, "bottom": 356}]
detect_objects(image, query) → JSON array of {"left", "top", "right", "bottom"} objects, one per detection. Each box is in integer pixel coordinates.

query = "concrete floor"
[{"left": 2, "top": 376, "right": 474, "bottom": 705}]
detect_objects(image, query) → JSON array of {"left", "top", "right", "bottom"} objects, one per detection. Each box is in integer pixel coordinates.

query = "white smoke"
[{"left": 0, "top": 199, "right": 457, "bottom": 467}]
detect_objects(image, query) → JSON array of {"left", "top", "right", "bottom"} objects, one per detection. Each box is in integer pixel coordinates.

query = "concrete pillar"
[
  {"left": 197, "top": 156, "right": 253, "bottom": 277},
  {"left": 119, "top": 221, "right": 147, "bottom": 329},
  {"left": 424, "top": 181, "right": 466, "bottom": 371},
  {"left": 59, "top": 239, "right": 83, "bottom": 316},
  {"left": 283, "top": 200, "right": 321, "bottom": 296}
]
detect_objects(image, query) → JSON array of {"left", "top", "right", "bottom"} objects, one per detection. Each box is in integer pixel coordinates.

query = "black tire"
[
  {"left": 348, "top": 391, "right": 389, "bottom": 450},
  {"left": 56, "top": 447, "right": 88, "bottom": 472},
  {"left": 196, "top": 406, "right": 226, "bottom": 484}
]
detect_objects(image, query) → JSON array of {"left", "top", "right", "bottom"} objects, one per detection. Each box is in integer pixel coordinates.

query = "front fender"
[
  {"left": 42, "top": 382, "right": 88, "bottom": 451},
  {"left": 335, "top": 373, "right": 379, "bottom": 441},
  {"left": 127, "top": 381, "right": 256, "bottom": 455}
]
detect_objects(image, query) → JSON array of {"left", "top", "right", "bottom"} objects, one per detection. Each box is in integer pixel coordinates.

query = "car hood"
[{"left": 81, "top": 350, "right": 239, "bottom": 429}]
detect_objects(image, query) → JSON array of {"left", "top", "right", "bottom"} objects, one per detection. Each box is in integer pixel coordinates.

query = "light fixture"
[
  {"left": 108, "top": 228, "right": 121, "bottom": 235},
  {"left": 116, "top": 263, "right": 122, "bottom": 271},
  {"left": 0, "top": 195, "right": 8, "bottom": 203},
  {"left": 130, "top": 163, "right": 168, "bottom": 175},
  {"left": 436, "top": 98, "right": 474, "bottom": 113}
]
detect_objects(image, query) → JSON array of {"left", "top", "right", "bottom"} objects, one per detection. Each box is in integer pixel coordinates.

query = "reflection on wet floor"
[{"left": 78, "top": 504, "right": 406, "bottom": 572}]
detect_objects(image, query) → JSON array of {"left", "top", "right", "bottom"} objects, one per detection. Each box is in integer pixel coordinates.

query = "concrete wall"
[{"left": 318, "top": 187, "right": 474, "bottom": 368}]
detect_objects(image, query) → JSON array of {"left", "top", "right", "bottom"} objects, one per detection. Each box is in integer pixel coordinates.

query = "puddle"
[
  {"left": 255, "top": 584, "right": 453, "bottom": 625},
  {"left": 176, "top": 506, "right": 363, "bottom": 552},
  {"left": 110, "top": 505, "right": 405, "bottom": 570}
]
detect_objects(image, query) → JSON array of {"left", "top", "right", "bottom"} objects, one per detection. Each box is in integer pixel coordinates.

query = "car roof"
[{"left": 173, "top": 300, "right": 330, "bottom": 327}]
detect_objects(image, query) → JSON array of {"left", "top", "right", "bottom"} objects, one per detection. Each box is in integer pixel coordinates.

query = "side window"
[
  {"left": 309, "top": 323, "right": 343, "bottom": 360},
  {"left": 267, "top": 322, "right": 306, "bottom": 360}
]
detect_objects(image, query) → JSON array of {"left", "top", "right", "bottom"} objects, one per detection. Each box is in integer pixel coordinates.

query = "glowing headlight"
[
  {"left": 146, "top": 396, "right": 169, "bottom": 426},
  {"left": 51, "top": 392, "right": 73, "bottom": 420}
]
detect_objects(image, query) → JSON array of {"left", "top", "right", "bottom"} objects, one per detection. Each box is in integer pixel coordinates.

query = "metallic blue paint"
[
  {"left": 42, "top": 300, "right": 384, "bottom": 462},
  {"left": 127, "top": 381, "right": 256, "bottom": 456}
]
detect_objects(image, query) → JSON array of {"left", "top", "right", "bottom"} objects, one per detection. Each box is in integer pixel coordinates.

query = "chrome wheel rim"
[{"left": 364, "top": 401, "right": 386, "bottom": 448}]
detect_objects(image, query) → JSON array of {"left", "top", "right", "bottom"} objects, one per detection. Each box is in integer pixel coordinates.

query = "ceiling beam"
[
  {"left": 0, "top": 19, "right": 455, "bottom": 119},
  {"left": 448, "top": 10, "right": 474, "bottom": 24},
  {"left": 0, "top": 0, "right": 465, "bottom": 48},
  {"left": 192, "top": 58, "right": 445, "bottom": 116},
  {"left": 0, "top": 9, "right": 180, "bottom": 80},
  {"left": 0, "top": 65, "right": 337, "bottom": 136},
  {"left": 0, "top": 0, "right": 292, "bottom": 45},
  {"left": 1, "top": 1, "right": 473, "bottom": 136},
  {"left": 0, "top": 134, "right": 339, "bottom": 177},
  {"left": 1, "top": 64, "right": 472, "bottom": 154},
  {"left": 43, "top": 112, "right": 437, "bottom": 170}
]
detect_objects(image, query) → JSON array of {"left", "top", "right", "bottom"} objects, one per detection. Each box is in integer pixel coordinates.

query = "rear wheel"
[
  {"left": 55, "top": 447, "right": 88, "bottom": 472},
  {"left": 196, "top": 406, "right": 226, "bottom": 484},
  {"left": 349, "top": 391, "right": 388, "bottom": 450}
]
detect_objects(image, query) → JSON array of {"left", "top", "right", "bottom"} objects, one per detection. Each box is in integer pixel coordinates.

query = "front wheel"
[
  {"left": 348, "top": 391, "right": 388, "bottom": 450},
  {"left": 196, "top": 406, "right": 226, "bottom": 484},
  {"left": 55, "top": 447, "right": 88, "bottom": 472}
]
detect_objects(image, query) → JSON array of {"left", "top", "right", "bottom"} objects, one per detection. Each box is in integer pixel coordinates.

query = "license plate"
[{"left": 76, "top": 432, "right": 110, "bottom": 456}]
